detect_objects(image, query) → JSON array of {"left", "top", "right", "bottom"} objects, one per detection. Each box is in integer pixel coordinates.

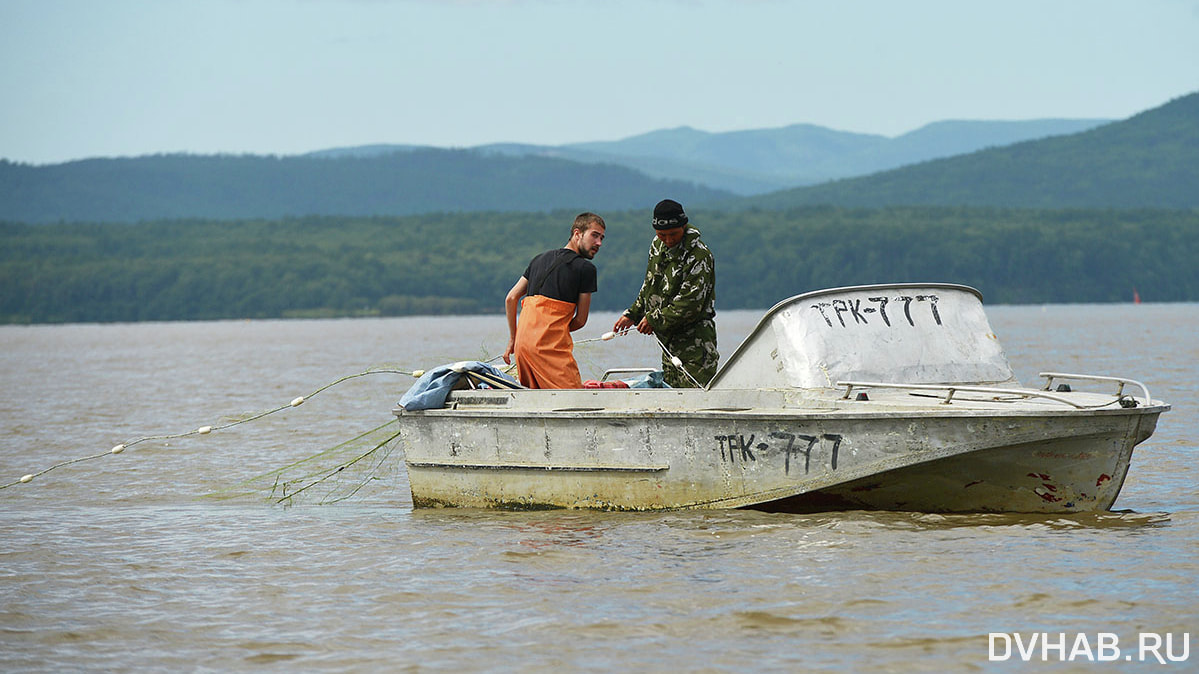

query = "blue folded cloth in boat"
[
  {"left": 398, "top": 361, "right": 521, "bottom": 411},
  {"left": 625, "top": 371, "right": 669, "bottom": 388}
]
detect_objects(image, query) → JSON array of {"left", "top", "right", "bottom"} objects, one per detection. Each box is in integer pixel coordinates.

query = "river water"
[{"left": 1, "top": 304, "right": 1196, "bottom": 671}]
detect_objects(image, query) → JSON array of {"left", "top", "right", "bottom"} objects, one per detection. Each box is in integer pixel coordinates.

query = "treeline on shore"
[{"left": 3, "top": 205, "right": 1197, "bottom": 324}]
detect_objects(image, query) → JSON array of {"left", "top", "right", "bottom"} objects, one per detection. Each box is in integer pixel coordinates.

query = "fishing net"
[{"left": 209, "top": 419, "right": 406, "bottom": 506}]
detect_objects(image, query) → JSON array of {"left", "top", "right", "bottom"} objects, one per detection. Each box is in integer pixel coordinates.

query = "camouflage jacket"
[{"left": 624, "top": 227, "right": 716, "bottom": 336}]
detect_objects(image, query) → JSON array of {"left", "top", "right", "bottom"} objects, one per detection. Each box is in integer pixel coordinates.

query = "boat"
[{"left": 392, "top": 283, "right": 1169, "bottom": 513}]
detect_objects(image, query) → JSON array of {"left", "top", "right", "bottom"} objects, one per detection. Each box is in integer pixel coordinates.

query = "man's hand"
[{"left": 612, "top": 314, "right": 635, "bottom": 334}]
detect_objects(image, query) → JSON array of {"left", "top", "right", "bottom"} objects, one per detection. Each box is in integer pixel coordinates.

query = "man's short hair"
[{"left": 572, "top": 212, "right": 606, "bottom": 235}]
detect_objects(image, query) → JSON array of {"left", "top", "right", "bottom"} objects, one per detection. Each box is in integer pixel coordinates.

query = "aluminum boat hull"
[{"left": 395, "top": 387, "right": 1163, "bottom": 513}]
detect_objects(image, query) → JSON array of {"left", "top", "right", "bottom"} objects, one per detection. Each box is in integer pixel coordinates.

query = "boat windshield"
[{"left": 710, "top": 284, "right": 1017, "bottom": 390}]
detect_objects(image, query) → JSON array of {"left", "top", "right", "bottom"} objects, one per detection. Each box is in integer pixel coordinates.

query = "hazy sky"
[{"left": 3, "top": 0, "right": 1197, "bottom": 164}]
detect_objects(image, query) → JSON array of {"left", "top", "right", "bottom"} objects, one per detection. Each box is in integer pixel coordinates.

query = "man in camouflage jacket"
[{"left": 613, "top": 199, "right": 718, "bottom": 388}]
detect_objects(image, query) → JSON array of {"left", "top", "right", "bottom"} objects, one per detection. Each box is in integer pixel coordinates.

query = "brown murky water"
[{"left": 2, "top": 305, "right": 1196, "bottom": 671}]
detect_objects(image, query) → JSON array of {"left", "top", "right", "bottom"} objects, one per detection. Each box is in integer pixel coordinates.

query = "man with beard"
[{"left": 503, "top": 212, "right": 606, "bottom": 388}]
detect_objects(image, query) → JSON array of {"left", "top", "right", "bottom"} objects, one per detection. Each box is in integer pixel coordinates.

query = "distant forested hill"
[
  {"left": 0, "top": 150, "right": 731, "bottom": 224},
  {"left": 4, "top": 206, "right": 1197, "bottom": 324},
  {"left": 0, "top": 115, "right": 1117, "bottom": 225},
  {"left": 747, "top": 92, "right": 1199, "bottom": 209},
  {"left": 310, "top": 118, "right": 1110, "bottom": 195},
  {"left": 555, "top": 118, "right": 1109, "bottom": 194}
]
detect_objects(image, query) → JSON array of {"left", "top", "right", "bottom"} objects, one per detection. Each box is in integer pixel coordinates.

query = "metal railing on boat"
[
  {"left": 836, "top": 375, "right": 1151, "bottom": 409},
  {"left": 1038, "top": 372, "right": 1152, "bottom": 403},
  {"left": 836, "top": 381, "right": 1089, "bottom": 407}
]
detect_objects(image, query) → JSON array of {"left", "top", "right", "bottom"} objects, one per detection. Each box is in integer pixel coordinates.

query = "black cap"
[{"left": 651, "top": 199, "right": 688, "bottom": 230}]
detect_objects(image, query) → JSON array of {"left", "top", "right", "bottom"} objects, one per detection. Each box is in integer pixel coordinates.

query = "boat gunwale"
[{"left": 393, "top": 402, "right": 1168, "bottom": 420}]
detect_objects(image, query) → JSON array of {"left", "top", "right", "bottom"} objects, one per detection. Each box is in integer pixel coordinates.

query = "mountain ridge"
[
  {"left": 745, "top": 91, "right": 1199, "bottom": 210},
  {"left": 302, "top": 117, "right": 1112, "bottom": 195},
  {"left": 7, "top": 94, "right": 1198, "bottom": 224},
  {"left": 0, "top": 150, "right": 733, "bottom": 224}
]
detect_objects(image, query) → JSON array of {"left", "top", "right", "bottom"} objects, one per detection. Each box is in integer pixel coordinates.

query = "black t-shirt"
[{"left": 523, "top": 248, "right": 597, "bottom": 303}]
